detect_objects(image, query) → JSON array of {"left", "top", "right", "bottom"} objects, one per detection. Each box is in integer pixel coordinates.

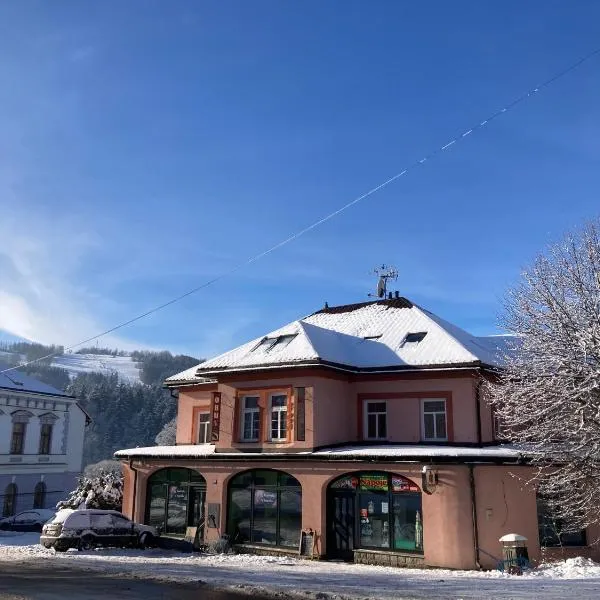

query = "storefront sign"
[
  {"left": 211, "top": 393, "right": 221, "bottom": 441},
  {"left": 331, "top": 475, "right": 358, "bottom": 490},
  {"left": 360, "top": 474, "right": 389, "bottom": 491},
  {"left": 254, "top": 489, "right": 277, "bottom": 507},
  {"left": 391, "top": 475, "right": 419, "bottom": 493}
]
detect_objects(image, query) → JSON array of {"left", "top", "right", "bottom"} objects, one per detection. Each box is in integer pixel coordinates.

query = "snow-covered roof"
[
  {"left": 166, "top": 298, "right": 517, "bottom": 382},
  {"left": 0, "top": 361, "right": 70, "bottom": 397},
  {"left": 115, "top": 443, "right": 523, "bottom": 462}
]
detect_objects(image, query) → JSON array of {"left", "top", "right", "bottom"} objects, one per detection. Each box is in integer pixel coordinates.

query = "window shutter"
[
  {"left": 257, "top": 395, "right": 266, "bottom": 442},
  {"left": 232, "top": 395, "right": 240, "bottom": 443},
  {"left": 286, "top": 392, "right": 294, "bottom": 443},
  {"left": 294, "top": 387, "right": 305, "bottom": 441}
]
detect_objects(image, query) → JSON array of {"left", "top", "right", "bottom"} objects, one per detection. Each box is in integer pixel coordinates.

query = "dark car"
[
  {"left": 0, "top": 509, "right": 56, "bottom": 532},
  {"left": 40, "top": 509, "right": 158, "bottom": 552}
]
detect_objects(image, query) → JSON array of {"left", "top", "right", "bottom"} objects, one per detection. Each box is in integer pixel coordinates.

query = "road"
[{"left": 0, "top": 562, "right": 280, "bottom": 600}]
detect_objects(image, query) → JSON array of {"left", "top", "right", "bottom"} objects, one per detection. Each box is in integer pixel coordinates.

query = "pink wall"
[{"left": 177, "top": 389, "right": 212, "bottom": 444}]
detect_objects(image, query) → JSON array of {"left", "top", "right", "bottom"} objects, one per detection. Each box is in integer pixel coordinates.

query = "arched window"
[
  {"left": 3, "top": 483, "right": 17, "bottom": 517},
  {"left": 146, "top": 468, "right": 206, "bottom": 537},
  {"left": 33, "top": 481, "right": 47, "bottom": 509},
  {"left": 327, "top": 471, "right": 422, "bottom": 559},
  {"left": 227, "top": 469, "right": 302, "bottom": 548}
]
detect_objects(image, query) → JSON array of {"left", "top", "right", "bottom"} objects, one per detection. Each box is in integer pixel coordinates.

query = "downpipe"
[{"left": 469, "top": 464, "right": 482, "bottom": 570}]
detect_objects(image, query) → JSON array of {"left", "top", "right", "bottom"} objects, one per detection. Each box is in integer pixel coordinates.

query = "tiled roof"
[
  {"left": 0, "top": 361, "right": 70, "bottom": 397},
  {"left": 166, "top": 299, "right": 517, "bottom": 383}
]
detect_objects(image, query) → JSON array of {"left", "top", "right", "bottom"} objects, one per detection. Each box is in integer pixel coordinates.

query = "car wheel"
[
  {"left": 79, "top": 534, "right": 96, "bottom": 551},
  {"left": 54, "top": 543, "right": 68, "bottom": 552},
  {"left": 138, "top": 532, "right": 154, "bottom": 549}
]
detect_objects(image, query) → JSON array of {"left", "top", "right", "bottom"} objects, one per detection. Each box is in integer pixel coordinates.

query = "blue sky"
[{"left": 0, "top": 1, "right": 599, "bottom": 359}]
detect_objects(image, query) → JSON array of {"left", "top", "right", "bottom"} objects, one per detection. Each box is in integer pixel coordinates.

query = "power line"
[{"left": 2, "top": 46, "right": 600, "bottom": 376}]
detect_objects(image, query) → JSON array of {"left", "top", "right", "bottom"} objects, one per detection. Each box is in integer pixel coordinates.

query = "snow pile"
[
  {"left": 0, "top": 533, "right": 54, "bottom": 560},
  {"left": 533, "top": 557, "right": 600, "bottom": 579}
]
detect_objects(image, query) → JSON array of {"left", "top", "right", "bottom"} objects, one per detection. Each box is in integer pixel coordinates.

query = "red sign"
[{"left": 211, "top": 393, "right": 221, "bottom": 441}]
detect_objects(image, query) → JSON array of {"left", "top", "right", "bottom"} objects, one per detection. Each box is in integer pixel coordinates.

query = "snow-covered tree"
[
  {"left": 84, "top": 459, "right": 122, "bottom": 478},
  {"left": 488, "top": 219, "right": 600, "bottom": 531},
  {"left": 57, "top": 469, "right": 123, "bottom": 511},
  {"left": 155, "top": 417, "right": 177, "bottom": 446}
]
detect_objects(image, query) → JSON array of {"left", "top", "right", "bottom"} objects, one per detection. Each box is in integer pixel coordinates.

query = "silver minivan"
[{"left": 40, "top": 509, "right": 157, "bottom": 552}]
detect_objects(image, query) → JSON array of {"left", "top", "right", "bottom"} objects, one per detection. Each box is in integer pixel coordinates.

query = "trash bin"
[{"left": 498, "top": 533, "right": 529, "bottom": 575}]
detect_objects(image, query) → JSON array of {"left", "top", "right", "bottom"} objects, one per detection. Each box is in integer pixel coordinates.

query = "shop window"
[
  {"left": 421, "top": 399, "right": 447, "bottom": 441},
  {"left": 145, "top": 468, "right": 206, "bottom": 537},
  {"left": 364, "top": 401, "right": 387, "bottom": 440},
  {"left": 537, "top": 496, "right": 587, "bottom": 547},
  {"left": 227, "top": 469, "right": 301, "bottom": 548},
  {"left": 241, "top": 396, "right": 260, "bottom": 441},
  {"left": 33, "top": 482, "right": 47, "bottom": 509},
  {"left": 198, "top": 412, "right": 211, "bottom": 444},
  {"left": 3, "top": 483, "right": 17, "bottom": 517},
  {"left": 327, "top": 472, "right": 422, "bottom": 558},
  {"left": 270, "top": 394, "right": 288, "bottom": 441}
]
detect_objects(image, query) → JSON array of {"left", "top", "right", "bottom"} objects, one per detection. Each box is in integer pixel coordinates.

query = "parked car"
[
  {"left": 0, "top": 509, "right": 56, "bottom": 532},
  {"left": 40, "top": 509, "right": 158, "bottom": 552}
]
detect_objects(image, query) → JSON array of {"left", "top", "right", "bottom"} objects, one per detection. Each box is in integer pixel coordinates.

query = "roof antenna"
[{"left": 368, "top": 265, "right": 398, "bottom": 299}]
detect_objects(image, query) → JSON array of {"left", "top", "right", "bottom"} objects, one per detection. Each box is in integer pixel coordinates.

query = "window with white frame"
[
  {"left": 198, "top": 412, "right": 211, "bottom": 444},
  {"left": 241, "top": 396, "right": 260, "bottom": 441},
  {"left": 421, "top": 399, "right": 447, "bottom": 441},
  {"left": 270, "top": 394, "right": 288, "bottom": 441},
  {"left": 364, "top": 400, "right": 387, "bottom": 440}
]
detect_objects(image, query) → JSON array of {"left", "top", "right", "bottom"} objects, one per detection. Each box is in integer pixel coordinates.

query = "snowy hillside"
[{"left": 51, "top": 353, "right": 141, "bottom": 383}]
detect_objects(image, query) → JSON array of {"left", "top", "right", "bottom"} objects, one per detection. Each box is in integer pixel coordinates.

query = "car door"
[
  {"left": 90, "top": 513, "right": 114, "bottom": 547},
  {"left": 110, "top": 514, "right": 136, "bottom": 547}
]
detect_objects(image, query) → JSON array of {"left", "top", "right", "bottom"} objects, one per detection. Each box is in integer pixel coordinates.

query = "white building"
[{"left": 0, "top": 362, "right": 89, "bottom": 515}]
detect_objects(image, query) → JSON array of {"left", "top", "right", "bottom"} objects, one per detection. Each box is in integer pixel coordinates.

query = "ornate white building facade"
[{"left": 0, "top": 363, "right": 88, "bottom": 515}]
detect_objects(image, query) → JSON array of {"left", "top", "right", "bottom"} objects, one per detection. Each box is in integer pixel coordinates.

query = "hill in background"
[{"left": 0, "top": 340, "right": 202, "bottom": 466}]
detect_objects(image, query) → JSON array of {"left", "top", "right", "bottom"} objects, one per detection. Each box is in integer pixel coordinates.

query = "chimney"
[
  {"left": 394, "top": 291, "right": 400, "bottom": 299},
  {"left": 388, "top": 292, "right": 393, "bottom": 299}
]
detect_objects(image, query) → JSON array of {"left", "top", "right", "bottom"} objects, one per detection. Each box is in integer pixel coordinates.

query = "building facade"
[
  {"left": 0, "top": 363, "right": 89, "bottom": 515},
  {"left": 116, "top": 298, "right": 599, "bottom": 569}
]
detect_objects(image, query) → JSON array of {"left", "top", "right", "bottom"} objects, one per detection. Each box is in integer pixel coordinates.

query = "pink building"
[{"left": 116, "top": 298, "right": 599, "bottom": 569}]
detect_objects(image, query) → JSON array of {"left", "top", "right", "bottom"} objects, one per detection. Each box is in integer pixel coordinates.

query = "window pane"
[
  {"left": 244, "top": 396, "right": 259, "bottom": 409},
  {"left": 228, "top": 488, "right": 252, "bottom": 543},
  {"left": 252, "top": 488, "right": 278, "bottom": 545},
  {"left": 423, "top": 414, "right": 434, "bottom": 439},
  {"left": 392, "top": 494, "right": 423, "bottom": 551},
  {"left": 435, "top": 413, "right": 446, "bottom": 439},
  {"left": 147, "top": 483, "right": 166, "bottom": 530},
  {"left": 359, "top": 492, "right": 390, "bottom": 548},
  {"left": 423, "top": 400, "right": 445, "bottom": 412},
  {"left": 367, "top": 402, "right": 386, "bottom": 413},
  {"left": 253, "top": 471, "right": 278, "bottom": 486},
  {"left": 378, "top": 413, "right": 387, "bottom": 438},
  {"left": 367, "top": 414, "right": 377, "bottom": 438},
  {"left": 271, "top": 395, "right": 287, "bottom": 408},
  {"left": 279, "top": 490, "right": 301, "bottom": 547},
  {"left": 199, "top": 413, "right": 210, "bottom": 423}
]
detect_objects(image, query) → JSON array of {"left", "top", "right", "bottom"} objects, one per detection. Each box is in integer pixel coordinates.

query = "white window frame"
[
  {"left": 269, "top": 393, "right": 288, "bottom": 442},
  {"left": 363, "top": 400, "right": 388, "bottom": 441},
  {"left": 241, "top": 396, "right": 260, "bottom": 442},
  {"left": 197, "top": 412, "right": 211, "bottom": 444},
  {"left": 421, "top": 398, "right": 448, "bottom": 441}
]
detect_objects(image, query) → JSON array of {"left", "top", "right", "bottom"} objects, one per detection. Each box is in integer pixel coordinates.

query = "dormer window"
[
  {"left": 401, "top": 332, "right": 427, "bottom": 347},
  {"left": 252, "top": 334, "right": 297, "bottom": 353}
]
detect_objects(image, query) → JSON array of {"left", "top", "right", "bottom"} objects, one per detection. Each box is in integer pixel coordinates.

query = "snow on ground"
[{"left": 2, "top": 534, "right": 600, "bottom": 599}]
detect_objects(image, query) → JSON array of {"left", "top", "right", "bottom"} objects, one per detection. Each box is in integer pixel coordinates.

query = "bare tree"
[{"left": 489, "top": 219, "right": 600, "bottom": 533}]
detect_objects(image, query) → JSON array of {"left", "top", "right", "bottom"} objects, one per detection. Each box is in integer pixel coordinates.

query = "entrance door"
[
  {"left": 188, "top": 486, "right": 206, "bottom": 542},
  {"left": 328, "top": 491, "right": 355, "bottom": 560}
]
